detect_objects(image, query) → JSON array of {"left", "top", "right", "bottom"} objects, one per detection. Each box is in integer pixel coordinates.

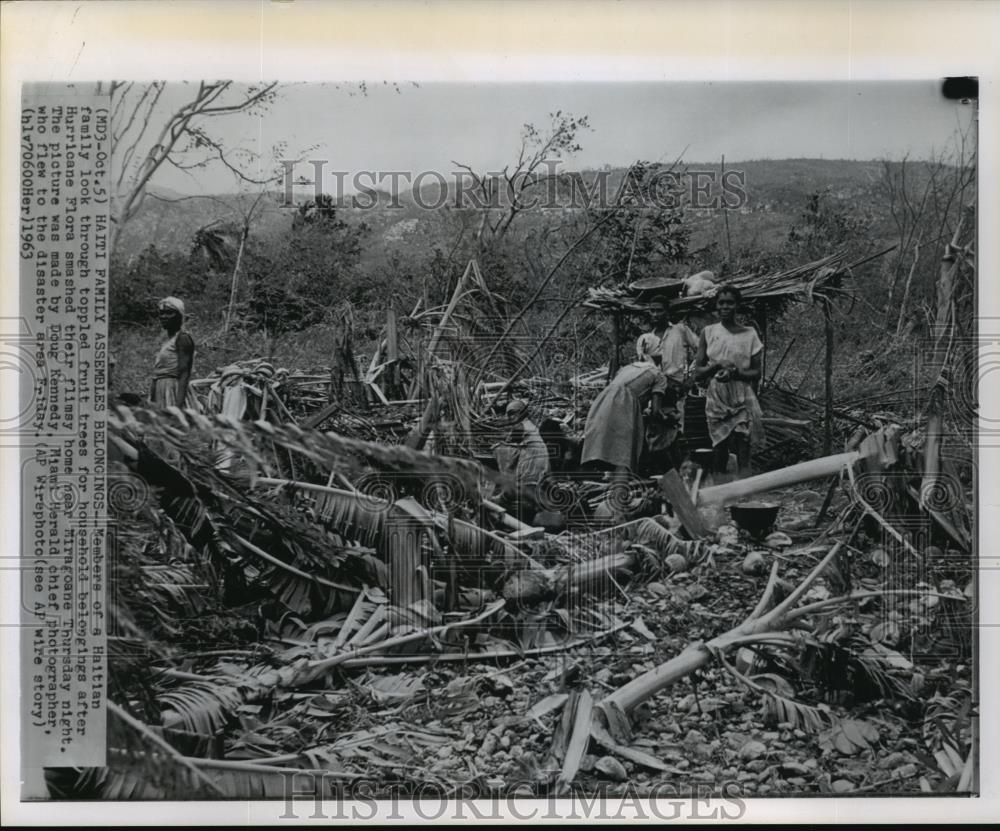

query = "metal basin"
[{"left": 729, "top": 501, "right": 780, "bottom": 539}]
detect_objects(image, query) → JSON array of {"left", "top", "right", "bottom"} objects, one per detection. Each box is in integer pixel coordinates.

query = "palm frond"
[
  {"left": 714, "top": 650, "right": 834, "bottom": 734},
  {"left": 158, "top": 681, "right": 245, "bottom": 737}
]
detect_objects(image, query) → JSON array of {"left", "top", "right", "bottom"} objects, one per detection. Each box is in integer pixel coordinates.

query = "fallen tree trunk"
[
  {"left": 697, "top": 450, "right": 862, "bottom": 506},
  {"left": 599, "top": 542, "right": 842, "bottom": 715},
  {"left": 501, "top": 518, "right": 700, "bottom": 606}
]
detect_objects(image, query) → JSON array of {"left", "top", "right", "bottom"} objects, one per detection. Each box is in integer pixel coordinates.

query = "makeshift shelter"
[{"left": 583, "top": 247, "right": 895, "bottom": 468}]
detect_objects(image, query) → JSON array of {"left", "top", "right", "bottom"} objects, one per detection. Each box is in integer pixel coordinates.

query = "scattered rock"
[
  {"left": 579, "top": 754, "right": 598, "bottom": 772},
  {"left": 831, "top": 779, "right": 855, "bottom": 793},
  {"left": 594, "top": 755, "right": 628, "bottom": 781},
  {"left": 665, "top": 553, "right": 688, "bottom": 574},
  {"left": 741, "top": 551, "right": 767, "bottom": 575},
  {"left": 647, "top": 582, "right": 668, "bottom": 597},
  {"left": 739, "top": 740, "right": 767, "bottom": 762},
  {"left": 764, "top": 531, "right": 793, "bottom": 549},
  {"left": 780, "top": 762, "right": 810, "bottom": 776}
]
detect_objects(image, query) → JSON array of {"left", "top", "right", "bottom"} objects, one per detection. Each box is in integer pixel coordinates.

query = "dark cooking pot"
[{"left": 729, "top": 502, "right": 780, "bottom": 539}]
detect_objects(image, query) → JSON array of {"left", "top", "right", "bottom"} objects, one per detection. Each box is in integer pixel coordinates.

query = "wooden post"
[
  {"left": 721, "top": 154, "right": 733, "bottom": 264},
  {"left": 822, "top": 298, "right": 834, "bottom": 457},
  {"left": 608, "top": 312, "right": 621, "bottom": 383},
  {"left": 386, "top": 309, "right": 399, "bottom": 398},
  {"left": 754, "top": 299, "right": 767, "bottom": 393}
]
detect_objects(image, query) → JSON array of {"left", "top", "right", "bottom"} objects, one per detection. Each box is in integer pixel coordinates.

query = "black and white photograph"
[{"left": 4, "top": 1, "right": 998, "bottom": 825}]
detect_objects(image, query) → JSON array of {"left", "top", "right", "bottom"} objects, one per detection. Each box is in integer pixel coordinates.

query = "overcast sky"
[{"left": 152, "top": 80, "right": 975, "bottom": 196}]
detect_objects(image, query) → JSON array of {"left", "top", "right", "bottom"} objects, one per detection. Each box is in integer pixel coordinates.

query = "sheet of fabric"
[{"left": 582, "top": 361, "right": 668, "bottom": 471}]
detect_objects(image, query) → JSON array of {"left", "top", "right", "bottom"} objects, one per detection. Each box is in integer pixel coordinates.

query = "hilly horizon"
[{"left": 117, "top": 157, "right": 934, "bottom": 265}]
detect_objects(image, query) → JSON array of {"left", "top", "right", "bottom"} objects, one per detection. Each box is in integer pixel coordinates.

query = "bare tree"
[
  {"left": 452, "top": 112, "right": 591, "bottom": 246},
  {"left": 107, "top": 81, "right": 285, "bottom": 254},
  {"left": 875, "top": 125, "right": 976, "bottom": 337}
]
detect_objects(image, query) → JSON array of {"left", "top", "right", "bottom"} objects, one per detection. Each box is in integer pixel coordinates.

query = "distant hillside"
[{"left": 114, "top": 159, "right": 915, "bottom": 263}]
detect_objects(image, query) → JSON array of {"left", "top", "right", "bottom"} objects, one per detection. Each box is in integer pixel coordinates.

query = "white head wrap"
[{"left": 159, "top": 296, "right": 185, "bottom": 316}]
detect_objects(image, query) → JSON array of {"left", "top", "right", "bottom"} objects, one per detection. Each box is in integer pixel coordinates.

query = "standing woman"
[
  {"left": 693, "top": 284, "right": 764, "bottom": 479},
  {"left": 150, "top": 296, "right": 200, "bottom": 411}
]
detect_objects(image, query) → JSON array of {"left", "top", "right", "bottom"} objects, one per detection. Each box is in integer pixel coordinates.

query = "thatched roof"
[{"left": 584, "top": 246, "right": 895, "bottom": 316}]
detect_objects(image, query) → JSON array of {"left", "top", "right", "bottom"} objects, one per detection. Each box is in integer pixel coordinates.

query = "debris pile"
[{"left": 82, "top": 241, "right": 974, "bottom": 801}]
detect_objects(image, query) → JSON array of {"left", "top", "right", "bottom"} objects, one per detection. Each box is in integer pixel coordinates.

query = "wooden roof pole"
[
  {"left": 608, "top": 311, "right": 621, "bottom": 383},
  {"left": 822, "top": 297, "right": 834, "bottom": 456}
]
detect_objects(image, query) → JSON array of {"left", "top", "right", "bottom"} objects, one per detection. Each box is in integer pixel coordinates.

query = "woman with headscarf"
[
  {"left": 693, "top": 284, "right": 764, "bottom": 479},
  {"left": 150, "top": 296, "right": 200, "bottom": 411}
]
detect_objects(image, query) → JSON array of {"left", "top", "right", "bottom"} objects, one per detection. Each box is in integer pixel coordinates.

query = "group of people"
[
  {"left": 581, "top": 283, "right": 764, "bottom": 484},
  {"left": 143, "top": 286, "right": 763, "bottom": 520}
]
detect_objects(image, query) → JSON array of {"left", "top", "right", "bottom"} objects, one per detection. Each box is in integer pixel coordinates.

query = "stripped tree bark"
[{"left": 599, "top": 542, "right": 843, "bottom": 716}]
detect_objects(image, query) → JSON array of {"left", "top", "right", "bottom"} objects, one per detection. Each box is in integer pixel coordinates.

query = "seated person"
[{"left": 492, "top": 399, "right": 551, "bottom": 522}]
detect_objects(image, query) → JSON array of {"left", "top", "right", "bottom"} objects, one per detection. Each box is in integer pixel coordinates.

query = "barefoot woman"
[
  {"left": 693, "top": 284, "right": 764, "bottom": 479},
  {"left": 150, "top": 296, "right": 200, "bottom": 411}
]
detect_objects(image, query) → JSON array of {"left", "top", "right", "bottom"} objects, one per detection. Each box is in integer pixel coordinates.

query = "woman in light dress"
[
  {"left": 581, "top": 348, "right": 669, "bottom": 476},
  {"left": 150, "top": 296, "right": 200, "bottom": 411},
  {"left": 693, "top": 284, "right": 764, "bottom": 479}
]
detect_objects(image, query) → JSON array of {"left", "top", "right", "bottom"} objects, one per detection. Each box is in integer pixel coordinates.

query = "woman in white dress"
[{"left": 693, "top": 284, "right": 764, "bottom": 479}]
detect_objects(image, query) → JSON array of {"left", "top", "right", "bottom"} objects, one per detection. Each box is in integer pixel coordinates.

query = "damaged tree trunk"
[
  {"left": 697, "top": 449, "right": 862, "bottom": 506},
  {"left": 599, "top": 543, "right": 843, "bottom": 715},
  {"left": 934, "top": 206, "right": 972, "bottom": 342},
  {"left": 408, "top": 259, "right": 474, "bottom": 398}
]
